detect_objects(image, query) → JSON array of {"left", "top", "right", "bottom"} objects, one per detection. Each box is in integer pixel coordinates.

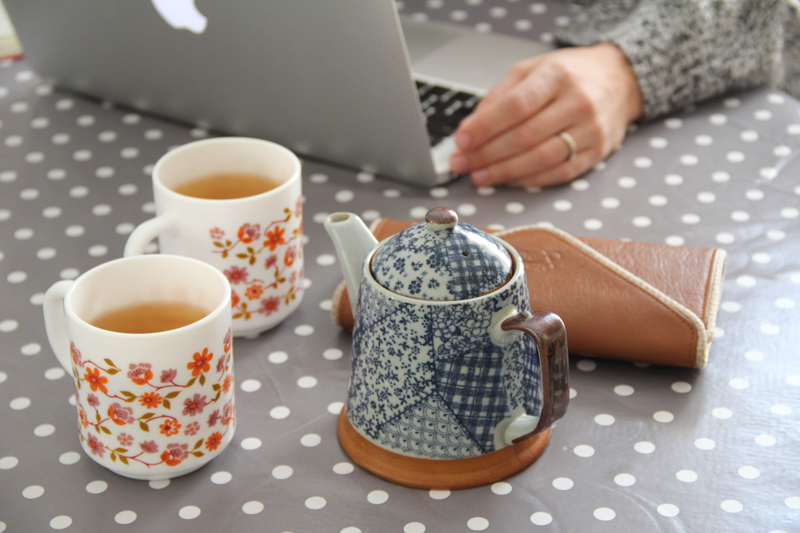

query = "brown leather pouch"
[{"left": 330, "top": 219, "right": 727, "bottom": 368}]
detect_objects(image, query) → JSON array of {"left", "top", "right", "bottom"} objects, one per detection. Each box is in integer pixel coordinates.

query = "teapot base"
[{"left": 337, "top": 409, "right": 551, "bottom": 490}]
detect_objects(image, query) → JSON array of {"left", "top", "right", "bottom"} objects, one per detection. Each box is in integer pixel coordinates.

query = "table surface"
[{"left": 1, "top": 1, "right": 799, "bottom": 532}]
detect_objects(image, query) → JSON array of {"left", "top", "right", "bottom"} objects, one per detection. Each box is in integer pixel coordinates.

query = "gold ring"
[{"left": 558, "top": 131, "right": 577, "bottom": 161}]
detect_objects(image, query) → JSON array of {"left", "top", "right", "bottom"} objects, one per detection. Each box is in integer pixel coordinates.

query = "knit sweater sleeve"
[{"left": 555, "top": 0, "right": 800, "bottom": 119}]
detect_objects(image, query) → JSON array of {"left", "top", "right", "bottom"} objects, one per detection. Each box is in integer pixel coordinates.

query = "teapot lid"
[{"left": 370, "top": 207, "right": 513, "bottom": 301}]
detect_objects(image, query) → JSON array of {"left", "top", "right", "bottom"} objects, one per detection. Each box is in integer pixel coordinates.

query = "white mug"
[
  {"left": 125, "top": 137, "right": 304, "bottom": 337},
  {"left": 43, "top": 255, "right": 236, "bottom": 480}
]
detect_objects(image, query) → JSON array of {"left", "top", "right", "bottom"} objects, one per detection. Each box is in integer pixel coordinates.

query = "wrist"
[{"left": 593, "top": 42, "right": 644, "bottom": 123}]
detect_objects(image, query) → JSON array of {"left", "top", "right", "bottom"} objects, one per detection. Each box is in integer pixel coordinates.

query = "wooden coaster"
[{"left": 337, "top": 409, "right": 551, "bottom": 490}]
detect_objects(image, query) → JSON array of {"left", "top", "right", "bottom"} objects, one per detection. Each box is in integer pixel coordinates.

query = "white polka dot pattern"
[{"left": 0, "top": 2, "right": 798, "bottom": 532}]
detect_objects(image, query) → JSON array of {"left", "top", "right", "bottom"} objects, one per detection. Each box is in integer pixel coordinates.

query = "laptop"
[{"left": 4, "top": 0, "right": 551, "bottom": 187}]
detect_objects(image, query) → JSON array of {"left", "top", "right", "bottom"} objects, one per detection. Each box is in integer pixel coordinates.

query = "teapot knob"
[{"left": 425, "top": 207, "right": 458, "bottom": 232}]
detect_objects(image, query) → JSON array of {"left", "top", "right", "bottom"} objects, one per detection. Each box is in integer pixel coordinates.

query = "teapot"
[{"left": 325, "top": 207, "right": 569, "bottom": 489}]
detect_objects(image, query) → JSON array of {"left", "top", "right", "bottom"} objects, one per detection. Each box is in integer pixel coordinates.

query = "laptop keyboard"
[{"left": 416, "top": 81, "right": 480, "bottom": 147}]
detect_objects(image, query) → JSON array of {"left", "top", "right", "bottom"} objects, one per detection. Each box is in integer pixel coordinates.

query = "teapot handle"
[{"left": 501, "top": 311, "right": 569, "bottom": 441}]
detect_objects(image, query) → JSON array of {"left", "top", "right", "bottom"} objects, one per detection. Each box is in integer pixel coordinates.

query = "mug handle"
[
  {"left": 43, "top": 280, "right": 76, "bottom": 373},
  {"left": 500, "top": 311, "right": 569, "bottom": 444},
  {"left": 123, "top": 215, "right": 177, "bottom": 257}
]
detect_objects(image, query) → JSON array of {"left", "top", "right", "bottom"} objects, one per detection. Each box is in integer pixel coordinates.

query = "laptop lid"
[{"left": 5, "top": 0, "right": 549, "bottom": 187}]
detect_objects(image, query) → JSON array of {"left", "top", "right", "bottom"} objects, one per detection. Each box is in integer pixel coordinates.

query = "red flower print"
[
  {"left": 86, "top": 433, "right": 105, "bottom": 458},
  {"left": 222, "top": 374, "right": 232, "bottom": 394},
  {"left": 237, "top": 223, "right": 261, "bottom": 244},
  {"left": 207, "top": 409, "right": 220, "bottom": 427},
  {"left": 84, "top": 368, "right": 108, "bottom": 394},
  {"left": 160, "top": 368, "right": 177, "bottom": 383},
  {"left": 70, "top": 342, "right": 82, "bottom": 367},
  {"left": 182, "top": 393, "right": 208, "bottom": 416},
  {"left": 210, "top": 227, "right": 225, "bottom": 240},
  {"left": 78, "top": 409, "right": 89, "bottom": 428},
  {"left": 205, "top": 431, "right": 223, "bottom": 451},
  {"left": 117, "top": 432, "right": 134, "bottom": 447},
  {"left": 140, "top": 440, "right": 159, "bottom": 454},
  {"left": 295, "top": 197, "right": 302, "bottom": 218},
  {"left": 161, "top": 449, "right": 181, "bottom": 467},
  {"left": 188, "top": 348, "right": 213, "bottom": 376},
  {"left": 87, "top": 393, "right": 100, "bottom": 408},
  {"left": 245, "top": 284, "right": 264, "bottom": 300},
  {"left": 231, "top": 291, "right": 240, "bottom": 309},
  {"left": 127, "top": 363, "right": 153, "bottom": 385},
  {"left": 257, "top": 296, "right": 281, "bottom": 316},
  {"left": 222, "top": 400, "right": 234, "bottom": 426},
  {"left": 223, "top": 328, "right": 232, "bottom": 354},
  {"left": 264, "top": 254, "right": 278, "bottom": 269},
  {"left": 263, "top": 226, "right": 285, "bottom": 251},
  {"left": 167, "top": 442, "right": 189, "bottom": 461},
  {"left": 139, "top": 392, "right": 163, "bottom": 409},
  {"left": 159, "top": 420, "right": 181, "bottom": 437},
  {"left": 184, "top": 421, "right": 201, "bottom": 436},
  {"left": 224, "top": 265, "right": 249, "bottom": 285},
  {"left": 108, "top": 403, "right": 135, "bottom": 426}
]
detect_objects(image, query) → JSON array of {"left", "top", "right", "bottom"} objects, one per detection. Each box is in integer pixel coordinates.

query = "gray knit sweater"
[{"left": 556, "top": 0, "right": 800, "bottom": 119}]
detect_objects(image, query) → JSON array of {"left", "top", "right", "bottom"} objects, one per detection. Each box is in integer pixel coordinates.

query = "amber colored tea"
[
  {"left": 90, "top": 301, "right": 209, "bottom": 334},
  {"left": 172, "top": 172, "right": 279, "bottom": 200}
]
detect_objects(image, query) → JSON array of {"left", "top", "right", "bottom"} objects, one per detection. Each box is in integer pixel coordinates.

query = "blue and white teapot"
[{"left": 325, "top": 208, "right": 569, "bottom": 488}]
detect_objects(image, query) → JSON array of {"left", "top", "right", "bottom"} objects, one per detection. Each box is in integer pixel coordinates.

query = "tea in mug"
[
  {"left": 172, "top": 172, "right": 279, "bottom": 200},
  {"left": 90, "top": 301, "right": 209, "bottom": 334}
]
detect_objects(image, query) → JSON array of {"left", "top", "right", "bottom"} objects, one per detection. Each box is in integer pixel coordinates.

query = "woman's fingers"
[
  {"left": 468, "top": 122, "right": 598, "bottom": 187},
  {"left": 454, "top": 60, "right": 561, "bottom": 152},
  {"left": 508, "top": 149, "right": 599, "bottom": 188},
  {"left": 451, "top": 43, "right": 643, "bottom": 188},
  {"left": 450, "top": 87, "right": 591, "bottom": 174}
]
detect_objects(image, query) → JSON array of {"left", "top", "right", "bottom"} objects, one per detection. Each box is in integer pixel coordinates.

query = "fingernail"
[
  {"left": 450, "top": 153, "right": 467, "bottom": 174},
  {"left": 455, "top": 132, "right": 472, "bottom": 151},
  {"left": 471, "top": 169, "right": 489, "bottom": 186}
]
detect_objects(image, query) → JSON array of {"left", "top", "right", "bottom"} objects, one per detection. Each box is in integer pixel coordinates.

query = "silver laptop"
[{"left": 5, "top": 0, "right": 551, "bottom": 187}]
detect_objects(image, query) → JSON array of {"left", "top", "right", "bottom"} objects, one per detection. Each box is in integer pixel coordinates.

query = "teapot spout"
[{"left": 324, "top": 213, "right": 378, "bottom": 312}]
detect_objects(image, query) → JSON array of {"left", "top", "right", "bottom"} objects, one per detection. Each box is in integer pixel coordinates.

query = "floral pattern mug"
[
  {"left": 124, "top": 137, "right": 304, "bottom": 337},
  {"left": 44, "top": 255, "right": 236, "bottom": 480}
]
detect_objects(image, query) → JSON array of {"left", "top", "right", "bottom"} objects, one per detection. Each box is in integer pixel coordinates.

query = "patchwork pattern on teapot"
[
  {"left": 370, "top": 223, "right": 512, "bottom": 301},
  {"left": 348, "top": 275, "right": 542, "bottom": 459}
]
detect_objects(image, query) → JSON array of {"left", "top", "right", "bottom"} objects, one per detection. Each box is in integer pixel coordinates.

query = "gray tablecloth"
[{"left": 1, "top": 1, "right": 799, "bottom": 532}]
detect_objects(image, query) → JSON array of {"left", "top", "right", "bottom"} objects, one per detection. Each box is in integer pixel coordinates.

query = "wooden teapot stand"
[{"left": 337, "top": 409, "right": 552, "bottom": 490}]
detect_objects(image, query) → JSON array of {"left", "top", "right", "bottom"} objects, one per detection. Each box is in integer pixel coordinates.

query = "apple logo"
[{"left": 150, "top": 0, "right": 208, "bottom": 34}]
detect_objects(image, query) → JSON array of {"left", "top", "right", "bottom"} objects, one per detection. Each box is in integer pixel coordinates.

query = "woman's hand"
[{"left": 449, "top": 42, "right": 643, "bottom": 188}]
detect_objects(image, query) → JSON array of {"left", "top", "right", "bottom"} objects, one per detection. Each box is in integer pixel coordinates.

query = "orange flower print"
[
  {"left": 160, "top": 449, "right": 181, "bottom": 467},
  {"left": 284, "top": 244, "right": 297, "bottom": 266},
  {"left": 237, "top": 223, "right": 260, "bottom": 244},
  {"left": 263, "top": 226, "right": 285, "bottom": 251},
  {"left": 139, "top": 392, "right": 163, "bottom": 409},
  {"left": 205, "top": 431, "right": 223, "bottom": 451},
  {"left": 84, "top": 368, "right": 108, "bottom": 394},
  {"left": 187, "top": 348, "right": 213, "bottom": 376},
  {"left": 127, "top": 363, "right": 153, "bottom": 385},
  {"left": 231, "top": 291, "right": 240, "bottom": 309},
  {"left": 108, "top": 403, "right": 135, "bottom": 426},
  {"left": 245, "top": 284, "right": 264, "bottom": 300},
  {"left": 223, "top": 328, "right": 232, "bottom": 354},
  {"left": 222, "top": 374, "right": 232, "bottom": 393},
  {"left": 159, "top": 420, "right": 181, "bottom": 437},
  {"left": 78, "top": 408, "right": 89, "bottom": 428}
]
